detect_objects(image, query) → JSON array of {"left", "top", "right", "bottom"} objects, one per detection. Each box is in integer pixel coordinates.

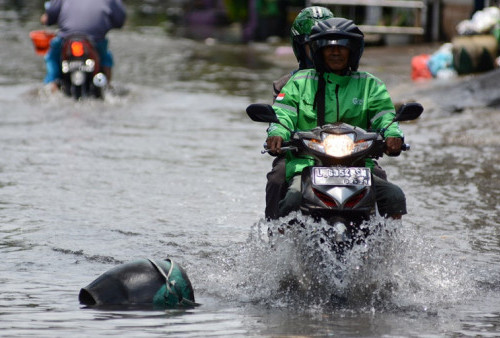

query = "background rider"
[{"left": 40, "top": 0, "right": 126, "bottom": 92}]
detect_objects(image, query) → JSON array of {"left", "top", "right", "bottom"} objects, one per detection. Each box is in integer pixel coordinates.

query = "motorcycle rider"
[
  {"left": 40, "top": 0, "right": 126, "bottom": 92},
  {"left": 266, "top": 17, "right": 407, "bottom": 219},
  {"left": 266, "top": 6, "right": 334, "bottom": 220}
]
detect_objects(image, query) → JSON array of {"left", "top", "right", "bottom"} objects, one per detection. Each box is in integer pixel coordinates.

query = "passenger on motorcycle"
[
  {"left": 266, "top": 17, "right": 407, "bottom": 219},
  {"left": 40, "top": 0, "right": 126, "bottom": 92},
  {"left": 266, "top": 6, "right": 334, "bottom": 220}
]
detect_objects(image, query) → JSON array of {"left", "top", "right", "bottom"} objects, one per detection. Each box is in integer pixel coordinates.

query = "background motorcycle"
[
  {"left": 30, "top": 30, "right": 107, "bottom": 100},
  {"left": 59, "top": 34, "right": 107, "bottom": 99},
  {"left": 247, "top": 102, "right": 423, "bottom": 254}
]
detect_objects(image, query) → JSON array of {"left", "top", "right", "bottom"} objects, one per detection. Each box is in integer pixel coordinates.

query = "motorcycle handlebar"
[
  {"left": 261, "top": 141, "right": 296, "bottom": 154},
  {"left": 261, "top": 140, "right": 410, "bottom": 155}
]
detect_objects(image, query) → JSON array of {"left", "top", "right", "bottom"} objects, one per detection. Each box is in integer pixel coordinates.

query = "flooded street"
[{"left": 1, "top": 5, "right": 500, "bottom": 337}]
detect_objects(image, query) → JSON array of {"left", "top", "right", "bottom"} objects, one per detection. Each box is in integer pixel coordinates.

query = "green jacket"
[{"left": 268, "top": 69, "right": 404, "bottom": 181}]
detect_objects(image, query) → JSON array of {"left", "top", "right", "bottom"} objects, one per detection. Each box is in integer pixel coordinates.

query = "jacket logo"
[{"left": 352, "top": 98, "right": 364, "bottom": 105}]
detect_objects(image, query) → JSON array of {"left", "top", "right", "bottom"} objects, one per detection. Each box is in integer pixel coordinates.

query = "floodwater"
[{"left": 1, "top": 5, "right": 500, "bottom": 338}]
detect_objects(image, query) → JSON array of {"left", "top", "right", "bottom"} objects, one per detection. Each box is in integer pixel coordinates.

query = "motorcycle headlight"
[{"left": 304, "top": 133, "right": 373, "bottom": 157}]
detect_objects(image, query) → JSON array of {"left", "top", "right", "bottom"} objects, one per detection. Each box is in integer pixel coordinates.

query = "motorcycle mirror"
[
  {"left": 246, "top": 104, "right": 280, "bottom": 123},
  {"left": 394, "top": 102, "right": 424, "bottom": 122}
]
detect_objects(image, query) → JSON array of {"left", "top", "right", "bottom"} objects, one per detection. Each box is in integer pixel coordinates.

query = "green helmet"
[{"left": 291, "top": 6, "right": 334, "bottom": 69}]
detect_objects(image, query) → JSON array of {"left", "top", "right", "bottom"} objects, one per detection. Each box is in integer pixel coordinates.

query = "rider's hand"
[
  {"left": 266, "top": 136, "right": 283, "bottom": 155},
  {"left": 385, "top": 137, "right": 403, "bottom": 156},
  {"left": 40, "top": 13, "right": 48, "bottom": 25}
]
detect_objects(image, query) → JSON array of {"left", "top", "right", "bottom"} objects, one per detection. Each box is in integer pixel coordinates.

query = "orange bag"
[{"left": 29, "top": 30, "right": 56, "bottom": 55}]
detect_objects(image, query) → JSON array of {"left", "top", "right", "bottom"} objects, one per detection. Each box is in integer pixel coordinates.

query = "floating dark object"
[{"left": 79, "top": 258, "right": 197, "bottom": 309}]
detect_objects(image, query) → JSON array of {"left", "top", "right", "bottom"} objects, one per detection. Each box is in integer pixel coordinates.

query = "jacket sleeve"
[
  {"left": 366, "top": 76, "right": 404, "bottom": 138},
  {"left": 109, "top": 0, "right": 127, "bottom": 28},
  {"left": 45, "top": 0, "right": 62, "bottom": 26},
  {"left": 268, "top": 77, "right": 301, "bottom": 141}
]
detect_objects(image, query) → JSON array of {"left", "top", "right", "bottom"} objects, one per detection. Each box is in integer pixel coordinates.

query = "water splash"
[{"left": 194, "top": 213, "right": 477, "bottom": 313}]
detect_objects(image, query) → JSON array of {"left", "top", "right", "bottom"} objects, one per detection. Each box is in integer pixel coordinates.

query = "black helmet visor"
[{"left": 314, "top": 38, "right": 351, "bottom": 51}]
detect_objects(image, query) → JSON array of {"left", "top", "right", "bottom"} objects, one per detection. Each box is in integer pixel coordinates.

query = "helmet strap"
[{"left": 313, "top": 74, "right": 326, "bottom": 126}]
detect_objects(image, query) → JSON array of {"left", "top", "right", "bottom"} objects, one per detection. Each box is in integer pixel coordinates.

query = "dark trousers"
[
  {"left": 265, "top": 156, "right": 287, "bottom": 220},
  {"left": 372, "top": 175, "right": 407, "bottom": 217}
]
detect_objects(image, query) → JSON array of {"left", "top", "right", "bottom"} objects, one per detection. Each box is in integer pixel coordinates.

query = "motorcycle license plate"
[
  {"left": 312, "top": 167, "right": 371, "bottom": 186},
  {"left": 68, "top": 60, "right": 84, "bottom": 71}
]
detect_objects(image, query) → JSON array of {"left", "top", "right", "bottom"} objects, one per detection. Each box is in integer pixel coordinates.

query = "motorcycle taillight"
[
  {"left": 344, "top": 189, "right": 367, "bottom": 208},
  {"left": 313, "top": 188, "right": 338, "bottom": 208},
  {"left": 71, "top": 41, "right": 84, "bottom": 57}
]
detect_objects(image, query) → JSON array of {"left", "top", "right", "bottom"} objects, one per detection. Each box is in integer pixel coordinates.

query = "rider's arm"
[
  {"left": 267, "top": 73, "right": 302, "bottom": 142},
  {"left": 44, "top": 0, "right": 62, "bottom": 26},
  {"left": 364, "top": 75, "right": 404, "bottom": 155},
  {"left": 266, "top": 81, "right": 299, "bottom": 153},
  {"left": 267, "top": 72, "right": 296, "bottom": 154},
  {"left": 109, "top": 0, "right": 127, "bottom": 28},
  {"left": 365, "top": 77, "right": 404, "bottom": 137}
]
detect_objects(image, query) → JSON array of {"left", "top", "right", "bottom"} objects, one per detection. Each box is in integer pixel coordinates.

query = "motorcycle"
[
  {"left": 247, "top": 102, "right": 423, "bottom": 254},
  {"left": 29, "top": 30, "right": 107, "bottom": 100},
  {"left": 58, "top": 34, "right": 107, "bottom": 100}
]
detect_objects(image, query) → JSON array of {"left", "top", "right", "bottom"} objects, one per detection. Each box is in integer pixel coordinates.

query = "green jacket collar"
[{"left": 321, "top": 71, "right": 352, "bottom": 86}]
